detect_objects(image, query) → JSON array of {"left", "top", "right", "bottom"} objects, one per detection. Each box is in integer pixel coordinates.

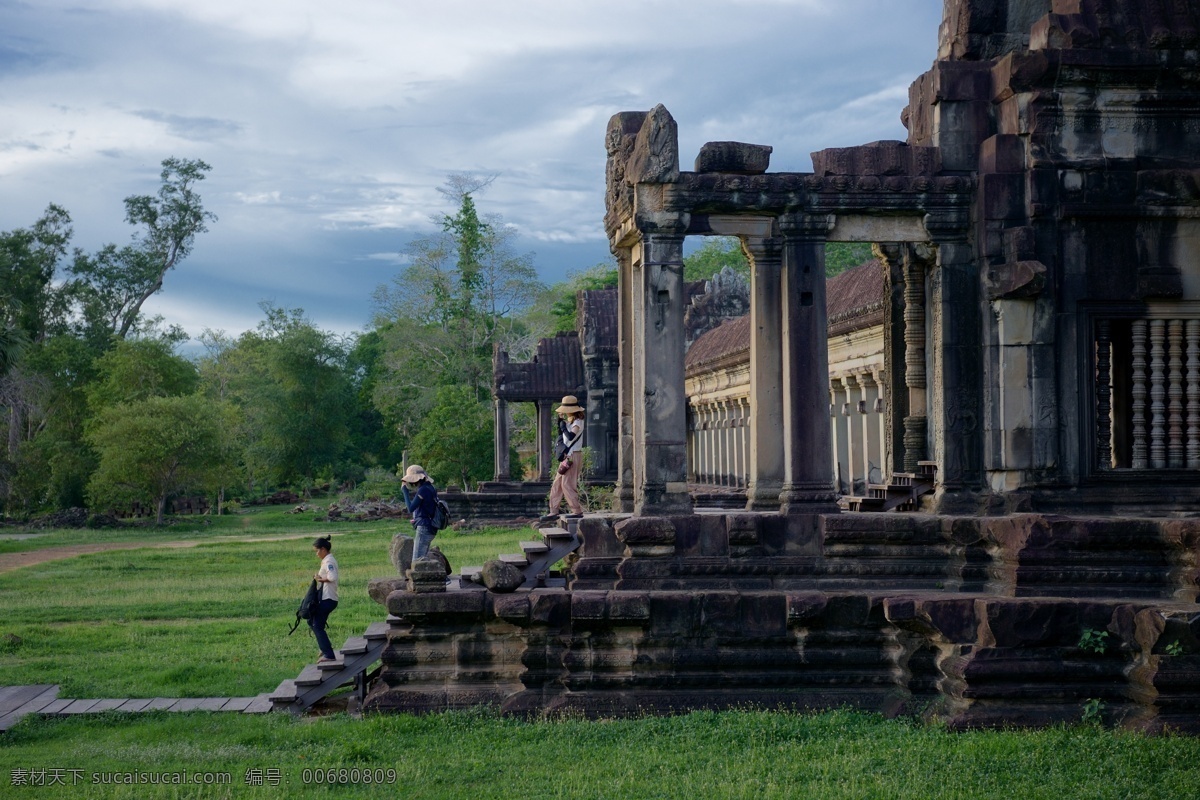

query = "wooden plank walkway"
[{"left": 0, "top": 686, "right": 273, "bottom": 732}]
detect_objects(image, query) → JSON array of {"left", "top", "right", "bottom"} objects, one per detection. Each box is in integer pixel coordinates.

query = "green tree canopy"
[
  {"left": 407, "top": 384, "right": 494, "bottom": 491},
  {"left": 197, "top": 305, "right": 355, "bottom": 492},
  {"left": 86, "top": 394, "right": 225, "bottom": 524},
  {"left": 85, "top": 336, "right": 199, "bottom": 414}
]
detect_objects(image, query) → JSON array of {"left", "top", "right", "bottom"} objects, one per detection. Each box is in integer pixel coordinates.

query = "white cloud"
[{"left": 1, "top": 0, "right": 946, "bottom": 336}]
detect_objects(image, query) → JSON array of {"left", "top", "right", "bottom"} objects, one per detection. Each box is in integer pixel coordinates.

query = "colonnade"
[
  {"left": 830, "top": 372, "right": 887, "bottom": 494},
  {"left": 687, "top": 398, "right": 750, "bottom": 488}
]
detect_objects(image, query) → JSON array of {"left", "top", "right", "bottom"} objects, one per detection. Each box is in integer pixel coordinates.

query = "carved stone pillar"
[
  {"left": 615, "top": 248, "right": 635, "bottom": 511},
  {"left": 1095, "top": 319, "right": 1112, "bottom": 471},
  {"left": 874, "top": 370, "right": 888, "bottom": 483},
  {"left": 1151, "top": 319, "right": 1167, "bottom": 469},
  {"left": 844, "top": 374, "right": 859, "bottom": 493},
  {"left": 902, "top": 248, "right": 928, "bottom": 473},
  {"left": 830, "top": 378, "right": 845, "bottom": 493},
  {"left": 536, "top": 400, "right": 553, "bottom": 481},
  {"left": 493, "top": 398, "right": 510, "bottom": 481},
  {"left": 1188, "top": 320, "right": 1200, "bottom": 469},
  {"left": 858, "top": 373, "right": 876, "bottom": 486},
  {"left": 632, "top": 228, "right": 692, "bottom": 515},
  {"left": 778, "top": 214, "right": 835, "bottom": 512},
  {"left": 743, "top": 234, "right": 785, "bottom": 509},
  {"left": 1169, "top": 319, "right": 1185, "bottom": 469},
  {"left": 1132, "top": 320, "right": 1149, "bottom": 469}
]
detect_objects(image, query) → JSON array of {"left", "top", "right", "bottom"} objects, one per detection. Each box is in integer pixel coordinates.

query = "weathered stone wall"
[{"left": 365, "top": 511, "right": 1200, "bottom": 730}]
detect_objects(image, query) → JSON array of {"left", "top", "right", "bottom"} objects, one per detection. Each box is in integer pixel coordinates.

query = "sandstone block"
[
  {"left": 694, "top": 141, "right": 772, "bottom": 175},
  {"left": 368, "top": 576, "right": 406, "bottom": 607},
  {"left": 406, "top": 557, "right": 448, "bottom": 594},
  {"left": 481, "top": 559, "right": 524, "bottom": 593}
]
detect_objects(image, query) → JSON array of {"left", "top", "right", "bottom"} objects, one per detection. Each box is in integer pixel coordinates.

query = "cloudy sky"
[{"left": 0, "top": 0, "right": 944, "bottom": 343}]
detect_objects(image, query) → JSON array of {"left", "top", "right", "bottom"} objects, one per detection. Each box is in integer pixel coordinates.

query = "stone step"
[
  {"left": 541, "top": 527, "right": 575, "bottom": 540},
  {"left": 461, "top": 566, "right": 482, "bottom": 582},
  {"left": 341, "top": 636, "right": 369, "bottom": 655},
  {"left": 364, "top": 621, "right": 389, "bottom": 640},
  {"left": 295, "top": 665, "right": 324, "bottom": 686},
  {"left": 499, "top": 553, "right": 529, "bottom": 567},
  {"left": 269, "top": 680, "right": 298, "bottom": 703},
  {"left": 521, "top": 540, "right": 550, "bottom": 554},
  {"left": 318, "top": 658, "right": 345, "bottom": 672}
]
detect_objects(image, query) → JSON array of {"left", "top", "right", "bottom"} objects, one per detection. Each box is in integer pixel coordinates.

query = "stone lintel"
[
  {"left": 691, "top": 213, "right": 775, "bottom": 239},
  {"left": 828, "top": 213, "right": 929, "bottom": 243}
]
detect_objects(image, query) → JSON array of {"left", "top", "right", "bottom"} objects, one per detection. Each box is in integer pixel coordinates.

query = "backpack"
[
  {"left": 431, "top": 499, "right": 451, "bottom": 531},
  {"left": 289, "top": 579, "right": 321, "bottom": 635}
]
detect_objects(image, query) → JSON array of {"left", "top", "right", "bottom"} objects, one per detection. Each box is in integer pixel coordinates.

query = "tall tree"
[
  {"left": 86, "top": 394, "right": 225, "bottom": 524},
  {"left": 373, "top": 174, "right": 543, "bottom": 401},
  {"left": 71, "top": 157, "right": 216, "bottom": 341},
  {"left": 198, "top": 305, "right": 355, "bottom": 491},
  {"left": 0, "top": 204, "right": 74, "bottom": 348}
]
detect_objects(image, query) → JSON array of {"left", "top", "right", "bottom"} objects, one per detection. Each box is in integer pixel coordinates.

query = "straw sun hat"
[
  {"left": 556, "top": 395, "right": 584, "bottom": 415},
  {"left": 402, "top": 464, "right": 430, "bottom": 484}
]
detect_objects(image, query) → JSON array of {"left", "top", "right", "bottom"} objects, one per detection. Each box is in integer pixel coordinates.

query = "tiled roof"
[
  {"left": 494, "top": 332, "right": 585, "bottom": 401},
  {"left": 685, "top": 260, "right": 887, "bottom": 374},
  {"left": 827, "top": 259, "right": 887, "bottom": 337},
  {"left": 580, "top": 288, "right": 617, "bottom": 353},
  {"left": 685, "top": 315, "right": 750, "bottom": 373}
]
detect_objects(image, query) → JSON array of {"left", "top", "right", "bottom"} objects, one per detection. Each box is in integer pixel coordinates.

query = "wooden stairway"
[
  {"left": 455, "top": 516, "right": 582, "bottom": 591},
  {"left": 269, "top": 621, "right": 389, "bottom": 714},
  {"left": 842, "top": 461, "right": 937, "bottom": 513}
]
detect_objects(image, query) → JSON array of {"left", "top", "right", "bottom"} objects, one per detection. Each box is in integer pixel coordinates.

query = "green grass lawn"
[
  {"left": 0, "top": 523, "right": 527, "bottom": 696},
  {"left": 2, "top": 507, "right": 1200, "bottom": 798},
  {"left": 0, "top": 503, "right": 365, "bottom": 554}
]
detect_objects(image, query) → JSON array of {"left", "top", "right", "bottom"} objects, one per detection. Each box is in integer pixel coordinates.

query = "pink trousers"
[{"left": 548, "top": 454, "right": 583, "bottom": 515}]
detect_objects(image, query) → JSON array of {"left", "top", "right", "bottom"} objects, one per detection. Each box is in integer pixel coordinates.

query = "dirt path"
[{"left": 0, "top": 530, "right": 372, "bottom": 575}]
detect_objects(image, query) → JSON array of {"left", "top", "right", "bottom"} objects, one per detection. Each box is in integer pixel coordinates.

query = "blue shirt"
[{"left": 401, "top": 483, "right": 438, "bottom": 528}]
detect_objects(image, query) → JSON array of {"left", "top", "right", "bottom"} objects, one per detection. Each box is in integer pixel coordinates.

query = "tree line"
[{"left": 0, "top": 163, "right": 871, "bottom": 523}]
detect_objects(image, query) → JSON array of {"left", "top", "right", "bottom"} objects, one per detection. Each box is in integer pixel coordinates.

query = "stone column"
[
  {"left": 902, "top": 246, "right": 928, "bottom": 474},
  {"left": 926, "top": 233, "right": 982, "bottom": 491},
  {"left": 858, "top": 373, "right": 875, "bottom": 487},
  {"left": 844, "top": 374, "right": 859, "bottom": 494},
  {"left": 830, "top": 379, "right": 844, "bottom": 492},
  {"left": 536, "top": 400, "right": 553, "bottom": 481},
  {"left": 743, "top": 235, "right": 785, "bottom": 509},
  {"left": 493, "top": 397, "right": 510, "bottom": 481},
  {"left": 615, "top": 248, "right": 635, "bottom": 511},
  {"left": 632, "top": 229, "right": 692, "bottom": 515},
  {"left": 778, "top": 215, "right": 836, "bottom": 512},
  {"left": 874, "top": 370, "right": 888, "bottom": 484}
]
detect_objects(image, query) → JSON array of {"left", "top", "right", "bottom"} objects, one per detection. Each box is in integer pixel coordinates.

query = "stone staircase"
[
  {"left": 842, "top": 461, "right": 937, "bottom": 512},
  {"left": 268, "top": 622, "right": 389, "bottom": 713},
  {"left": 454, "top": 516, "right": 582, "bottom": 590}
]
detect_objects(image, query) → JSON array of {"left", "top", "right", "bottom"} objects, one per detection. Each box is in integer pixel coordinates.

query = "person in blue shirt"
[{"left": 400, "top": 464, "right": 438, "bottom": 560}]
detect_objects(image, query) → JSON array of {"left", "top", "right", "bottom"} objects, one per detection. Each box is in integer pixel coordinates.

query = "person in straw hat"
[
  {"left": 400, "top": 464, "right": 439, "bottom": 559},
  {"left": 543, "top": 394, "right": 586, "bottom": 522}
]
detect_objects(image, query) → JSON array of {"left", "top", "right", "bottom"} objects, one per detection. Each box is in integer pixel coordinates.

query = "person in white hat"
[
  {"left": 400, "top": 464, "right": 438, "bottom": 559},
  {"left": 544, "top": 395, "right": 585, "bottom": 521}
]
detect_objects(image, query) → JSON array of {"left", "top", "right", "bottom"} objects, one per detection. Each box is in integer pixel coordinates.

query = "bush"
[{"left": 352, "top": 467, "right": 402, "bottom": 501}]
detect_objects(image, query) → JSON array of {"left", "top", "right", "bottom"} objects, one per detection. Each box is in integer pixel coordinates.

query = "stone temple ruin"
[{"left": 360, "top": 1, "right": 1200, "bottom": 730}]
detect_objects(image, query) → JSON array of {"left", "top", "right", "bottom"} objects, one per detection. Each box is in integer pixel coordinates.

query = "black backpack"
[
  {"left": 289, "top": 579, "right": 321, "bottom": 635},
  {"left": 431, "top": 499, "right": 451, "bottom": 531}
]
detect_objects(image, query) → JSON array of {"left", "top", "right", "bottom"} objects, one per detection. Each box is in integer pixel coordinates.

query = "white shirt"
[
  {"left": 317, "top": 553, "right": 339, "bottom": 602},
  {"left": 563, "top": 418, "right": 584, "bottom": 455}
]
